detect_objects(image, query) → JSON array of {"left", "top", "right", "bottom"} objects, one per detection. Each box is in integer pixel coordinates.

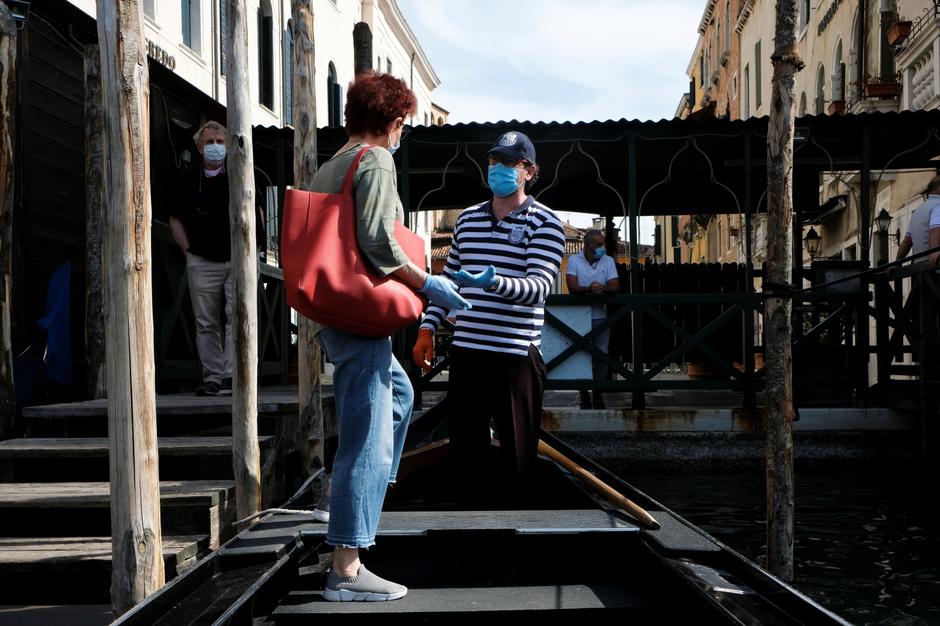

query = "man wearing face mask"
[
  {"left": 412, "top": 131, "right": 565, "bottom": 506},
  {"left": 170, "top": 121, "right": 237, "bottom": 396},
  {"left": 565, "top": 229, "right": 620, "bottom": 409}
]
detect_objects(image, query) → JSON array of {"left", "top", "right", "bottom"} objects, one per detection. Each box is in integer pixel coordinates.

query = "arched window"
[
  {"left": 283, "top": 19, "right": 293, "bottom": 125},
  {"left": 832, "top": 39, "right": 845, "bottom": 101},
  {"left": 724, "top": 1, "right": 730, "bottom": 52},
  {"left": 815, "top": 65, "right": 826, "bottom": 114},
  {"left": 327, "top": 62, "right": 341, "bottom": 128},
  {"left": 799, "top": 92, "right": 807, "bottom": 116},
  {"left": 258, "top": 0, "right": 274, "bottom": 109}
]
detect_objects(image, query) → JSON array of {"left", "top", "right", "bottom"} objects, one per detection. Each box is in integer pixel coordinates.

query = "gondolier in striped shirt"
[{"left": 412, "top": 131, "right": 566, "bottom": 505}]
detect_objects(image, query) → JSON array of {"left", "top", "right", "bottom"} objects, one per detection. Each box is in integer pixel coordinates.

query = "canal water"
[{"left": 625, "top": 466, "right": 940, "bottom": 625}]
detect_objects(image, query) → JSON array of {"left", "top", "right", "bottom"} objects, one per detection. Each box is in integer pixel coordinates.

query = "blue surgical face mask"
[
  {"left": 593, "top": 246, "right": 606, "bottom": 258},
  {"left": 388, "top": 140, "right": 400, "bottom": 155},
  {"left": 488, "top": 163, "right": 522, "bottom": 197},
  {"left": 203, "top": 143, "right": 226, "bottom": 164}
]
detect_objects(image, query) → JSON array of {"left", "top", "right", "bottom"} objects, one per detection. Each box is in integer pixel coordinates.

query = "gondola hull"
[{"left": 113, "top": 433, "right": 848, "bottom": 625}]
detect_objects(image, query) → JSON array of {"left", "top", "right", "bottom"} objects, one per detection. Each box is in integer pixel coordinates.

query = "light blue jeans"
[{"left": 317, "top": 327, "right": 413, "bottom": 548}]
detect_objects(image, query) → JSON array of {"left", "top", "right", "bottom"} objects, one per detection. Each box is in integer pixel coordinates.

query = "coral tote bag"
[{"left": 281, "top": 146, "right": 425, "bottom": 336}]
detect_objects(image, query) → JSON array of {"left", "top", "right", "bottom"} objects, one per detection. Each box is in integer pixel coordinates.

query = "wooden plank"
[
  {"left": 0, "top": 535, "right": 207, "bottom": 567},
  {"left": 26, "top": 131, "right": 84, "bottom": 175},
  {"left": 26, "top": 54, "right": 85, "bottom": 105},
  {"left": 0, "top": 480, "right": 234, "bottom": 507},
  {"left": 22, "top": 390, "right": 302, "bottom": 418},
  {"left": 26, "top": 80, "right": 84, "bottom": 128},
  {"left": 27, "top": 24, "right": 84, "bottom": 79},
  {"left": 0, "top": 436, "right": 275, "bottom": 458}
]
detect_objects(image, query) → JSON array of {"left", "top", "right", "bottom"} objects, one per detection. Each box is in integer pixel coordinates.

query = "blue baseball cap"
[{"left": 486, "top": 131, "right": 536, "bottom": 164}]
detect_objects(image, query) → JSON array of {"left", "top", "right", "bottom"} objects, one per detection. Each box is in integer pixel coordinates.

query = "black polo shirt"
[{"left": 171, "top": 164, "right": 232, "bottom": 263}]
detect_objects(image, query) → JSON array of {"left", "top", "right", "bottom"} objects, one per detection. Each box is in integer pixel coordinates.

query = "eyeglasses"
[{"left": 488, "top": 154, "right": 529, "bottom": 168}]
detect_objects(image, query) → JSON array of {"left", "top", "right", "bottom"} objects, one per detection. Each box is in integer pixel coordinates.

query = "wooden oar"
[{"left": 538, "top": 439, "right": 661, "bottom": 530}]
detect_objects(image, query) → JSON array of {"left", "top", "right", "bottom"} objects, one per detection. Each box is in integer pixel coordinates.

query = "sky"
[{"left": 395, "top": 0, "right": 705, "bottom": 241}]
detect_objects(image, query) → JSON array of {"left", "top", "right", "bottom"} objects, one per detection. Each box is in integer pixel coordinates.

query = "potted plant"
[
  {"left": 863, "top": 76, "right": 901, "bottom": 98},
  {"left": 887, "top": 20, "right": 912, "bottom": 46}
]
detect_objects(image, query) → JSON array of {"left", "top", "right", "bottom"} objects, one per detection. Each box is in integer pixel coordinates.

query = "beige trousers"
[{"left": 185, "top": 252, "right": 234, "bottom": 384}]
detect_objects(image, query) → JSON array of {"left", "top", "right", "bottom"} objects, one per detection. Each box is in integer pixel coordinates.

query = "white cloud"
[{"left": 398, "top": 0, "right": 704, "bottom": 122}]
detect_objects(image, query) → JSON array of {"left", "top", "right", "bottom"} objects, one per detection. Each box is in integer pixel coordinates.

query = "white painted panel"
[{"left": 542, "top": 305, "right": 592, "bottom": 380}]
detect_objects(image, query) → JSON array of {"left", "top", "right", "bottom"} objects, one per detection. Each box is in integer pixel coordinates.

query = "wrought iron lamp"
[
  {"left": 875, "top": 208, "right": 901, "bottom": 243},
  {"left": 804, "top": 227, "right": 822, "bottom": 259}
]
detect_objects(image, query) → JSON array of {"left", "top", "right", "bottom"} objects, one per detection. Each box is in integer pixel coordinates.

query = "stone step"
[
  {"left": 0, "top": 436, "right": 274, "bottom": 482},
  {"left": 0, "top": 481, "right": 236, "bottom": 549},
  {"left": 0, "top": 535, "right": 209, "bottom": 605}
]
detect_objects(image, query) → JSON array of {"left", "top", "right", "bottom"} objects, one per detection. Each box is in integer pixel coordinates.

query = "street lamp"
[
  {"left": 875, "top": 208, "right": 891, "bottom": 236},
  {"left": 874, "top": 208, "right": 900, "bottom": 243},
  {"left": 804, "top": 227, "right": 822, "bottom": 259}
]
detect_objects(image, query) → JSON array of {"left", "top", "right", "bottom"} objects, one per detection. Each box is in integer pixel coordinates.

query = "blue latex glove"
[
  {"left": 419, "top": 275, "right": 472, "bottom": 311},
  {"left": 452, "top": 265, "right": 498, "bottom": 289}
]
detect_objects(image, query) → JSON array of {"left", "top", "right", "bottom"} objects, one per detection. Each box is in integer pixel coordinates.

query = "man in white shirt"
[
  {"left": 896, "top": 174, "right": 940, "bottom": 266},
  {"left": 565, "top": 229, "right": 620, "bottom": 409}
]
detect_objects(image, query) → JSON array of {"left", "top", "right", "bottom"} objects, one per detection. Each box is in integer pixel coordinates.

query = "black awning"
[
  {"left": 803, "top": 194, "right": 848, "bottom": 225},
  {"left": 257, "top": 109, "right": 940, "bottom": 217}
]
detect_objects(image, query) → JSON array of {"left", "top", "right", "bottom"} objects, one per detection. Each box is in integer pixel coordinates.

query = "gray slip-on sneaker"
[
  {"left": 323, "top": 565, "right": 407, "bottom": 601},
  {"left": 311, "top": 474, "right": 330, "bottom": 522}
]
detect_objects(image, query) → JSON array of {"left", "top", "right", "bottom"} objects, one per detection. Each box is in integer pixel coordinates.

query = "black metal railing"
[
  {"left": 870, "top": 251, "right": 940, "bottom": 394},
  {"left": 411, "top": 259, "right": 915, "bottom": 410}
]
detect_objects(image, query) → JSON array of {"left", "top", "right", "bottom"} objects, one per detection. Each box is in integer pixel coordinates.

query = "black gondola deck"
[{"left": 113, "top": 433, "right": 850, "bottom": 626}]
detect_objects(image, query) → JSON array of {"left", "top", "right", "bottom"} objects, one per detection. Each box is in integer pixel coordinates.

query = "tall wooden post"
[
  {"left": 765, "top": 0, "right": 803, "bottom": 582},
  {"left": 84, "top": 44, "right": 107, "bottom": 400},
  {"left": 0, "top": 3, "right": 16, "bottom": 439},
  {"left": 292, "top": 0, "right": 323, "bottom": 473},
  {"left": 224, "top": 0, "right": 261, "bottom": 522},
  {"left": 95, "top": 0, "right": 164, "bottom": 613}
]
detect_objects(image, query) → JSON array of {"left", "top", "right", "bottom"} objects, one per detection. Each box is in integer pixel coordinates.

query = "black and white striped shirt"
[{"left": 421, "top": 196, "right": 565, "bottom": 356}]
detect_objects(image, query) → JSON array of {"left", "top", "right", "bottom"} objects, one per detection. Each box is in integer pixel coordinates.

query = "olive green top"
[{"left": 308, "top": 143, "right": 412, "bottom": 334}]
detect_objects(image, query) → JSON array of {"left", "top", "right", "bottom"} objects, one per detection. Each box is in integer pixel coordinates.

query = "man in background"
[
  {"left": 565, "top": 228, "right": 619, "bottom": 409},
  {"left": 169, "top": 121, "right": 235, "bottom": 396}
]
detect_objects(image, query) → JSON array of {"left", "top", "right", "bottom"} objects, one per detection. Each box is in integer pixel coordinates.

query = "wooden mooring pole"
[
  {"left": 84, "top": 44, "right": 107, "bottom": 400},
  {"left": 291, "top": 0, "right": 324, "bottom": 474},
  {"left": 0, "top": 3, "right": 16, "bottom": 440},
  {"left": 765, "top": 0, "right": 803, "bottom": 582},
  {"left": 224, "top": 0, "right": 261, "bottom": 522},
  {"left": 95, "top": 0, "right": 164, "bottom": 614}
]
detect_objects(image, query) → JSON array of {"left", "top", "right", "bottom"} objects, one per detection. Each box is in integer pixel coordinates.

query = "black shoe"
[
  {"left": 195, "top": 381, "right": 221, "bottom": 396},
  {"left": 593, "top": 394, "right": 606, "bottom": 410},
  {"left": 219, "top": 378, "right": 233, "bottom": 395},
  {"left": 580, "top": 391, "right": 592, "bottom": 410}
]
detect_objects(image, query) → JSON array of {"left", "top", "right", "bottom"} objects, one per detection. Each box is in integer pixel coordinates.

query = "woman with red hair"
[{"left": 309, "top": 72, "right": 469, "bottom": 602}]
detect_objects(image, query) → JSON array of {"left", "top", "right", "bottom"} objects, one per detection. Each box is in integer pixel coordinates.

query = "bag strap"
[{"left": 340, "top": 145, "right": 374, "bottom": 195}]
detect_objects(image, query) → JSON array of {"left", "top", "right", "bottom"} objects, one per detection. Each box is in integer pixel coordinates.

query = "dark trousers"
[{"left": 447, "top": 344, "right": 546, "bottom": 506}]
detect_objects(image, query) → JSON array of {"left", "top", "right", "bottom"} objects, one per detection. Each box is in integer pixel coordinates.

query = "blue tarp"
[{"left": 36, "top": 263, "right": 72, "bottom": 386}]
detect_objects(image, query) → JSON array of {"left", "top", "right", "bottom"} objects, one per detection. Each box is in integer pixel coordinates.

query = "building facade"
[
  {"left": 64, "top": 0, "right": 441, "bottom": 129},
  {"left": 667, "top": 0, "right": 940, "bottom": 269},
  {"left": 665, "top": 0, "right": 748, "bottom": 267},
  {"left": 11, "top": 0, "right": 443, "bottom": 395}
]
